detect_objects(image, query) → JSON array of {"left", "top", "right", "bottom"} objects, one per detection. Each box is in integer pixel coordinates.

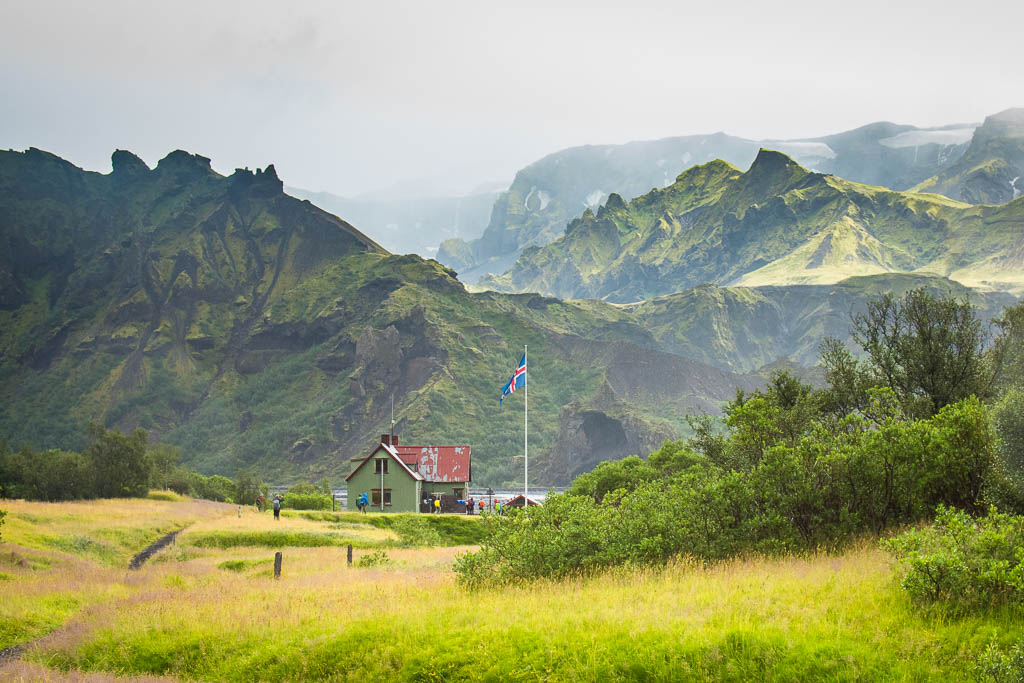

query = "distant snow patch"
[
  {"left": 879, "top": 127, "right": 976, "bottom": 148},
  {"left": 584, "top": 190, "right": 606, "bottom": 208},
  {"left": 1012, "top": 176, "right": 1021, "bottom": 200},
  {"left": 769, "top": 142, "right": 837, "bottom": 160},
  {"left": 681, "top": 152, "right": 692, "bottom": 165}
]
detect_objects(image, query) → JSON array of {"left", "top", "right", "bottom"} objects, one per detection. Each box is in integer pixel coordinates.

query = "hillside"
[
  {"left": 438, "top": 120, "right": 976, "bottom": 282},
  {"left": 0, "top": 148, "right": 763, "bottom": 486},
  {"left": 479, "top": 149, "right": 1024, "bottom": 302},
  {"left": 912, "top": 108, "right": 1024, "bottom": 205}
]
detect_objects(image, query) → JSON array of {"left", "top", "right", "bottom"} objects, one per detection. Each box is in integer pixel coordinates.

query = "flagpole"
[{"left": 524, "top": 344, "right": 528, "bottom": 505}]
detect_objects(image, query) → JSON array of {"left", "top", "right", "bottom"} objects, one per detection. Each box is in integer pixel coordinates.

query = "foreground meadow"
[{"left": 1, "top": 498, "right": 1022, "bottom": 681}]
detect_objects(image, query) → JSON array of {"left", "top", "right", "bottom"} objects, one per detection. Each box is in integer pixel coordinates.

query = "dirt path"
[{"left": 128, "top": 528, "right": 184, "bottom": 570}]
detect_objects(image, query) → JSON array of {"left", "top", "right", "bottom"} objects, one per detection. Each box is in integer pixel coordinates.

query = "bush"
[
  {"left": 282, "top": 493, "right": 332, "bottom": 510},
  {"left": 356, "top": 549, "right": 390, "bottom": 567},
  {"left": 85, "top": 425, "right": 151, "bottom": 498},
  {"left": 976, "top": 637, "right": 1024, "bottom": 683},
  {"left": 884, "top": 506, "right": 1024, "bottom": 612},
  {"left": 391, "top": 516, "right": 443, "bottom": 547},
  {"left": 0, "top": 508, "right": 5, "bottom": 542}
]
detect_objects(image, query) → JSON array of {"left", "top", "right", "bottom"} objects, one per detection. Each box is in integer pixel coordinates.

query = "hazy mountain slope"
[
  {"left": 0, "top": 148, "right": 764, "bottom": 486},
  {"left": 479, "top": 149, "right": 1024, "bottom": 302},
  {"left": 439, "top": 120, "right": 974, "bottom": 283},
  {"left": 285, "top": 186, "right": 498, "bottom": 258},
  {"left": 626, "top": 274, "right": 1017, "bottom": 374},
  {"left": 912, "top": 108, "right": 1024, "bottom": 205}
]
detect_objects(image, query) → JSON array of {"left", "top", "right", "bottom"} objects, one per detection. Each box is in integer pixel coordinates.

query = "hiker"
[
  {"left": 422, "top": 496, "right": 431, "bottom": 513},
  {"left": 273, "top": 496, "right": 281, "bottom": 520},
  {"left": 358, "top": 491, "right": 368, "bottom": 513},
  {"left": 433, "top": 497, "right": 441, "bottom": 514},
  {"left": 479, "top": 499, "right": 485, "bottom": 513},
  {"left": 466, "top": 497, "right": 474, "bottom": 515}
]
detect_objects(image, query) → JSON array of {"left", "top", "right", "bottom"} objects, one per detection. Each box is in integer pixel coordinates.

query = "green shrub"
[
  {"left": 391, "top": 516, "right": 443, "bottom": 547},
  {"left": 975, "top": 637, "right": 1024, "bottom": 683},
  {"left": 885, "top": 506, "right": 1024, "bottom": 612},
  {"left": 356, "top": 549, "right": 390, "bottom": 567},
  {"left": 283, "top": 493, "right": 332, "bottom": 510}
]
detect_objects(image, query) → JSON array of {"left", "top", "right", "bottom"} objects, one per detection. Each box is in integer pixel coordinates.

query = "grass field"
[{"left": 1, "top": 497, "right": 1022, "bottom": 681}]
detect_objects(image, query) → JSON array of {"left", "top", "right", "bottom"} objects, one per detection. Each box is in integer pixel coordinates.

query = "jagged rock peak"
[
  {"left": 110, "top": 149, "right": 150, "bottom": 179},
  {"left": 156, "top": 150, "right": 213, "bottom": 173},
  {"left": 229, "top": 163, "right": 284, "bottom": 196}
]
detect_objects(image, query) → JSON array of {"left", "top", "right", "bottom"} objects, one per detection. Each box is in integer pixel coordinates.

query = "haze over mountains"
[
  {"left": 437, "top": 114, "right": 1014, "bottom": 283},
  {"left": 1, "top": 108, "right": 1022, "bottom": 486}
]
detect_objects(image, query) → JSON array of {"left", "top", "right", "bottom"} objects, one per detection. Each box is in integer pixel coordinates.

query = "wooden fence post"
[
  {"left": 274, "top": 551, "right": 282, "bottom": 579},
  {"left": 347, "top": 543, "right": 353, "bottom": 566}
]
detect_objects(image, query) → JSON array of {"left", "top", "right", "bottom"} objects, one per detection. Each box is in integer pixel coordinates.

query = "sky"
[{"left": 1, "top": 0, "right": 1022, "bottom": 198}]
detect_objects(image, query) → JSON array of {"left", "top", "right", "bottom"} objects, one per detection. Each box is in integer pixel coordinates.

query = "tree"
[
  {"left": 149, "top": 443, "right": 180, "bottom": 491},
  {"left": 234, "top": 469, "right": 261, "bottom": 506},
  {"left": 990, "top": 301, "right": 1024, "bottom": 395},
  {"left": 85, "top": 424, "right": 151, "bottom": 498},
  {"left": 850, "top": 288, "right": 990, "bottom": 418}
]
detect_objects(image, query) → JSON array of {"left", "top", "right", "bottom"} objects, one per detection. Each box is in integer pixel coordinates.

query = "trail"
[
  {"left": 0, "top": 526, "right": 190, "bottom": 674},
  {"left": 129, "top": 527, "right": 184, "bottom": 570}
]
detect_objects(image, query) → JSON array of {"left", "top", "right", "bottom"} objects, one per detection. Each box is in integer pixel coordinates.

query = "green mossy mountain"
[
  {"left": 912, "top": 108, "right": 1024, "bottom": 205},
  {"left": 438, "top": 120, "right": 979, "bottom": 283},
  {"left": 0, "top": 148, "right": 767, "bottom": 486},
  {"left": 479, "top": 149, "right": 1024, "bottom": 303}
]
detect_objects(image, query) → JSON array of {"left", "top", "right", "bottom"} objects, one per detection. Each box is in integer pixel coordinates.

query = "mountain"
[
  {"left": 285, "top": 186, "right": 499, "bottom": 258},
  {"left": 438, "top": 121, "right": 977, "bottom": 283},
  {"left": 912, "top": 108, "right": 1024, "bottom": 205},
  {"left": 0, "top": 147, "right": 766, "bottom": 486},
  {"left": 626, "top": 273, "right": 1017, "bottom": 374},
  {"left": 479, "top": 149, "right": 1024, "bottom": 303}
]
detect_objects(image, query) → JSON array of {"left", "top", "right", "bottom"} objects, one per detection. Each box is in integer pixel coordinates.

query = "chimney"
[{"left": 381, "top": 434, "right": 399, "bottom": 446}]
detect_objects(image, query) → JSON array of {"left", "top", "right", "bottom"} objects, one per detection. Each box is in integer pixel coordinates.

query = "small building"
[
  {"left": 504, "top": 494, "right": 541, "bottom": 509},
  {"left": 345, "top": 434, "right": 471, "bottom": 513}
]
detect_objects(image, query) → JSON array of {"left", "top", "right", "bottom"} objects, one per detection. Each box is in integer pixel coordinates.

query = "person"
[
  {"left": 433, "top": 497, "right": 441, "bottom": 515},
  {"left": 466, "top": 497, "right": 474, "bottom": 515},
  {"left": 272, "top": 496, "right": 281, "bottom": 520},
  {"left": 358, "top": 491, "right": 368, "bottom": 513},
  {"left": 478, "top": 499, "right": 485, "bottom": 513},
  {"left": 422, "top": 496, "right": 431, "bottom": 513}
]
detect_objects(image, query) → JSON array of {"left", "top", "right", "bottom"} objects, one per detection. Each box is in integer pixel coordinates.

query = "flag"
[{"left": 500, "top": 353, "right": 526, "bottom": 405}]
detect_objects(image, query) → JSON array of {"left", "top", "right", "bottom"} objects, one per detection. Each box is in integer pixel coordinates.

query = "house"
[
  {"left": 345, "top": 434, "right": 471, "bottom": 513},
  {"left": 504, "top": 494, "right": 541, "bottom": 509}
]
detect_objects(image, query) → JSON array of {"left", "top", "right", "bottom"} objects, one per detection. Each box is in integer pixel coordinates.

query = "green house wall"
[{"left": 346, "top": 446, "right": 422, "bottom": 513}]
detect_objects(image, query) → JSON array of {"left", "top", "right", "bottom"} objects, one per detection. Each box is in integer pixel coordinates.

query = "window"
[
  {"left": 370, "top": 489, "right": 392, "bottom": 506},
  {"left": 374, "top": 458, "right": 389, "bottom": 474},
  {"left": 453, "top": 488, "right": 464, "bottom": 499}
]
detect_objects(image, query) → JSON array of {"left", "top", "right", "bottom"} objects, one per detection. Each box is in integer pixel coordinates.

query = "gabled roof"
[
  {"left": 395, "top": 445, "right": 471, "bottom": 483},
  {"left": 504, "top": 494, "right": 541, "bottom": 507},
  {"left": 344, "top": 443, "right": 424, "bottom": 482}
]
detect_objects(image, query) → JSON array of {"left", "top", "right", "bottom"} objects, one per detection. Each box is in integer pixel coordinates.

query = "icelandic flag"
[{"left": 500, "top": 353, "right": 526, "bottom": 405}]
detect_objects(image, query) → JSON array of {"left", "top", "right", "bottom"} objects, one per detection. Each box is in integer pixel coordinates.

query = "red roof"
[
  {"left": 345, "top": 442, "right": 471, "bottom": 483},
  {"left": 396, "top": 445, "right": 471, "bottom": 483},
  {"left": 504, "top": 494, "right": 541, "bottom": 507}
]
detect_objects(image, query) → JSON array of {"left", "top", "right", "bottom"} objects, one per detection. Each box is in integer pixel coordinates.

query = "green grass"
[
  {"left": 187, "top": 529, "right": 385, "bottom": 549},
  {"left": 288, "top": 510, "right": 486, "bottom": 545},
  {"left": 34, "top": 545, "right": 1024, "bottom": 681}
]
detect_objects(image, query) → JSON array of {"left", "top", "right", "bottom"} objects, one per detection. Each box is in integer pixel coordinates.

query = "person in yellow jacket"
[{"left": 433, "top": 498, "right": 441, "bottom": 514}]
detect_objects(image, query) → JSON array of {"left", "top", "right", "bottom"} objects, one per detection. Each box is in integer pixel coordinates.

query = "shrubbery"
[
  {"left": 457, "top": 389, "right": 1014, "bottom": 587},
  {"left": 885, "top": 506, "right": 1024, "bottom": 612},
  {"left": 282, "top": 493, "right": 332, "bottom": 510}
]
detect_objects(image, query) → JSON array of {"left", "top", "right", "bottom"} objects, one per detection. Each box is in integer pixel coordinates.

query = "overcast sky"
[{"left": 1, "top": 0, "right": 1021, "bottom": 197}]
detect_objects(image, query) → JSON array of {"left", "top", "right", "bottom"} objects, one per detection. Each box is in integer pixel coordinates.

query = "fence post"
[
  {"left": 347, "top": 543, "right": 353, "bottom": 566},
  {"left": 274, "top": 551, "right": 282, "bottom": 579}
]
